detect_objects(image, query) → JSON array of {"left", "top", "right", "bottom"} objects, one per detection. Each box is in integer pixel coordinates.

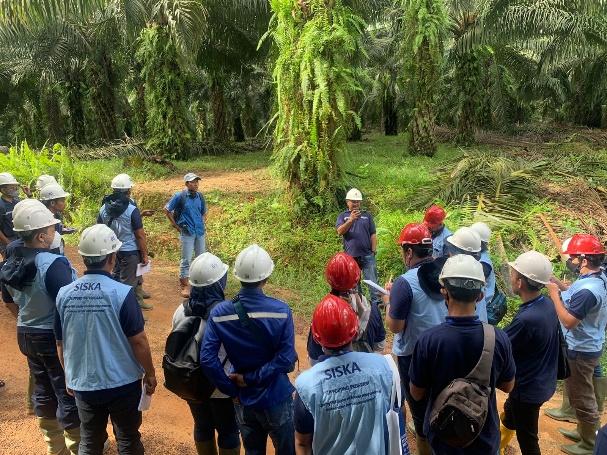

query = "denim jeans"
[
  {"left": 179, "top": 233, "right": 206, "bottom": 279},
  {"left": 234, "top": 398, "right": 295, "bottom": 455},
  {"left": 355, "top": 254, "right": 382, "bottom": 306},
  {"left": 76, "top": 385, "right": 143, "bottom": 455},
  {"left": 17, "top": 331, "right": 80, "bottom": 430},
  {"left": 188, "top": 398, "right": 240, "bottom": 448}
]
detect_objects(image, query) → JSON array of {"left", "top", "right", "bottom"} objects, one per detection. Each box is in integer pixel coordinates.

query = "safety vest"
[
  {"left": 56, "top": 274, "right": 144, "bottom": 391},
  {"left": 392, "top": 267, "right": 447, "bottom": 357},
  {"left": 432, "top": 226, "right": 452, "bottom": 259},
  {"left": 98, "top": 203, "right": 138, "bottom": 252},
  {"left": 295, "top": 351, "right": 393, "bottom": 455},
  {"left": 10, "top": 252, "right": 77, "bottom": 330},
  {"left": 561, "top": 274, "right": 607, "bottom": 353},
  {"left": 480, "top": 250, "right": 496, "bottom": 306}
]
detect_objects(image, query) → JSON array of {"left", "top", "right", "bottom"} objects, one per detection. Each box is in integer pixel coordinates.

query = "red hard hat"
[
  {"left": 424, "top": 205, "right": 447, "bottom": 228},
  {"left": 311, "top": 294, "right": 358, "bottom": 348},
  {"left": 398, "top": 223, "right": 433, "bottom": 246},
  {"left": 325, "top": 252, "right": 361, "bottom": 292},
  {"left": 564, "top": 234, "right": 606, "bottom": 255}
]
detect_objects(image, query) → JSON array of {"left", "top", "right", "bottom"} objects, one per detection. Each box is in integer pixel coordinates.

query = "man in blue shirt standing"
[
  {"left": 336, "top": 188, "right": 381, "bottom": 308},
  {"left": 500, "top": 251, "right": 559, "bottom": 455},
  {"left": 165, "top": 172, "right": 207, "bottom": 298},
  {"left": 384, "top": 222, "right": 446, "bottom": 455},
  {"left": 0, "top": 200, "right": 80, "bottom": 454},
  {"left": 98, "top": 173, "right": 151, "bottom": 310},
  {"left": 201, "top": 244, "right": 297, "bottom": 455},
  {"left": 409, "top": 254, "right": 516, "bottom": 455},
  {"left": 55, "top": 224, "right": 156, "bottom": 455},
  {"left": 546, "top": 234, "right": 607, "bottom": 455},
  {"left": 294, "top": 294, "right": 396, "bottom": 455}
]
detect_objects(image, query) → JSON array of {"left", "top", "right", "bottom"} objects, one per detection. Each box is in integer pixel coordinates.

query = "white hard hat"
[
  {"left": 508, "top": 250, "right": 553, "bottom": 285},
  {"left": 233, "top": 244, "right": 275, "bottom": 283},
  {"left": 12, "top": 200, "right": 60, "bottom": 232},
  {"left": 111, "top": 173, "right": 134, "bottom": 189},
  {"left": 0, "top": 172, "right": 19, "bottom": 185},
  {"left": 470, "top": 222, "right": 492, "bottom": 243},
  {"left": 446, "top": 227, "right": 481, "bottom": 253},
  {"left": 189, "top": 252, "right": 229, "bottom": 287},
  {"left": 439, "top": 254, "right": 486, "bottom": 288},
  {"left": 39, "top": 183, "right": 70, "bottom": 201},
  {"left": 36, "top": 174, "right": 58, "bottom": 191},
  {"left": 78, "top": 224, "right": 122, "bottom": 256},
  {"left": 345, "top": 188, "right": 363, "bottom": 201},
  {"left": 184, "top": 173, "right": 201, "bottom": 183}
]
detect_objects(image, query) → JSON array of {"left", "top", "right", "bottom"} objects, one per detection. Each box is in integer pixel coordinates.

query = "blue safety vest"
[
  {"left": 295, "top": 351, "right": 393, "bottom": 455},
  {"left": 432, "top": 227, "right": 452, "bottom": 259},
  {"left": 56, "top": 273, "right": 144, "bottom": 391},
  {"left": 480, "top": 250, "right": 496, "bottom": 305},
  {"left": 561, "top": 274, "right": 607, "bottom": 353},
  {"left": 9, "top": 252, "right": 77, "bottom": 330},
  {"left": 98, "top": 203, "right": 138, "bottom": 252},
  {"left": 392, "top": 268, "right": 447, "bottom": 357}
]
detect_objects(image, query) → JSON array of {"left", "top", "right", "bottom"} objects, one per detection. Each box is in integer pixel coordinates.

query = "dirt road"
[{"left": 0, "top": 246, "right": 583, "bottom": 454}]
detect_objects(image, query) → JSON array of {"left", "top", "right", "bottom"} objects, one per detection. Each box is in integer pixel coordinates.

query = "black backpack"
[
  {"left": 487, "top": 289, "right": 507, "bottom": 326},
  {"left": 429, "top": 323, "right": 495, "bottom": 448},
  {"left": 162, "top": 306, "right": 215, "bottom": 403}
]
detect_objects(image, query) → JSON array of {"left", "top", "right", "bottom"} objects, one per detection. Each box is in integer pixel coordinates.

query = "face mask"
[
  {"left": 3, "top": 189, "right": 18, "bottom": 198},
  {"left": 566, "top": 258, "right": 581, "bottom": 274}
]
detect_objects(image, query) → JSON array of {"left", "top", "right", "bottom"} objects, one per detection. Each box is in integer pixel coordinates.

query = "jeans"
[
  {"left": 355, "top": 254, "right": 381, "bottom": 306},
  {"left": 397, "top": 355, "right": 427, "bottom": 438},
  {"left": 567, "top": 351, "right": 601, "bottom": 425},
  {"left": 76, "top": 385, "right": 143, "bottom": 455},
  {"left": 188, "top": 399, "right": 240, "bottom": 448},
  {"left": 502, "top": 397, "right": 541, "bottom": 455},
  {"left": 234, "top": 398, "right": 295, "bottom": 455},
  {"left": 179, "top": 233, "right": 206, "bottom": 279},
  {"left": 17, "top": 331, "right": 80, "bottom": 430}
]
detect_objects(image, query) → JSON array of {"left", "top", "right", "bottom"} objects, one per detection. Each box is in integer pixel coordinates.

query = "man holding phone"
[{"left": 336, "top": 188, "right": 381, "bottom": 308}]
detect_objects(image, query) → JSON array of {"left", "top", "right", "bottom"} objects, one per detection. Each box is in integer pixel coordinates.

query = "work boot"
[
  {"left": 139, "top": 300, "right": 154, "bottom": 311},
  {"left": 135, "top": 286, "right": 154, "bottom": 310},
  {"left": 546, "top": 382, "right": 577, "bottom": 423},
  {"left": 500, "top": 413, "right": 515, "bottom": 454},
  {"left": 180, "top": 278, "right": 190, "bottom": 298},
  {"left": 195, "top": 440, "right": 218, "bottom": 455},
  {"left": 561, "top": 421, "right": 598, "bottom": 455},
  {"left": 594, "top": 376, "right": 607, "bottom": 415},
  {"left": 137, "top": 284, "right": 151, "bottom": 299},
  {"left": 63, "top": 426, "right": 80, "bottom": 455},
  {"left": 37, "top": 417, "right": 69, "bottom": 455},
  {"left": 416, "top": 436, "right": 432, "bottom": 455},
  {"left": 559, "top": 426, "right": 581, "bottom": 442},
  {"left": 218, "top": 448, "right": 240, "bottom": 455}
]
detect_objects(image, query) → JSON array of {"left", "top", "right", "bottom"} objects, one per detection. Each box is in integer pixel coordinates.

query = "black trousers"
[
  {"left": 75, "top": 385, "right": 143, "bottom": 455},
  {"left": 187, "top": 398, "right": 240, "bottom": 448},
  {"left": 502, "top": 396, "right": 542, "bottom": 455},
  {"left": 397, "top": 355, "right": 428, "bottom": 438}
]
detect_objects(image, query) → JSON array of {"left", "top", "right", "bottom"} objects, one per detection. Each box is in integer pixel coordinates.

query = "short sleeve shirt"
[
  {"left": 166, "top": 191, "right": 206, "bottom": 237},
  {"left": 335, "top": 210, "right": 376, "bottom": 257}
]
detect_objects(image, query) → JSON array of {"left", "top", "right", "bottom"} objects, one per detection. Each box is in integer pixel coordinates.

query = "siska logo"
[
  {"left": 75, "top": 282, "right": 101, "bottom": 291},
  {"left": 324, "top": 362, "right": 361, "bottom": 380}
]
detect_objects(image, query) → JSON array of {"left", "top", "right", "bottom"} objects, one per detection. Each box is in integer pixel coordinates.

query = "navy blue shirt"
[
  {"left": 595, "top": 424, "right": 607, "bottom": 455},
  {"left": 409, "top": 316, "right": 515, "bottom": 454},
  {"left": 505, "top": 295, "right": 559, "bottom": 404},
  {"left": 166, "top": 190, "right": 207, "bottom": 237},
  {"left": 336, "top": 210, "right": 376, "bottom": 258},
  {"left": 0, "top": 196, "right": 19, "bottom": 241}
]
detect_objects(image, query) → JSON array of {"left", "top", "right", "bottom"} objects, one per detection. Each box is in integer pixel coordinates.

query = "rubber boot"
[
  {"left": 559, "top": 425, "right": 581, "bottom": 442},
  {"left": 499, "top": 413, "right": 515, "bottom": 454},
  {"left": 26, "top": 373, "right": 35, "bottom": 415},
  {"left": 37, "top": 417, "right": 69, "bottom": 455},
  {"left": 136, "top": 285, "right": 154, "bottom": 310},
  {"left": 218, "top": 448, "right": 240, "bottom": 455},
  {"left": 138, "top": 284, "right": 151, "bottom": 299},
  {"left": 594, "top": 376, "right": 607, "bottom": 415},
  {"left": 561, "top": 421, "right": 598, "bottom": 455},
  {"left": 546, "top": 382, "right": 577, "bottom": 423},
  {"left": 195, "top": 440, "right": 218, "bottom": 455},
  {"left": 63, "top": 426, "right": 80, "bottom": 455},
  {"left": 180, "top": 278, "right": 190, "bottom": 298},
  {"left": 416, "top": 436, "right": 432, "bottom": 455}
]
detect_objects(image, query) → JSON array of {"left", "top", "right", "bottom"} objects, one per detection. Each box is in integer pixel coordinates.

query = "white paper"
[
  {"left": 363, "top": 279, "right": 390, "bottom": 295},
  {"left": 138, "top": 385, "right": 152, "bottom": 411},
  {"left": 136, "top": 261, "right": 152, "bottom": 277}
]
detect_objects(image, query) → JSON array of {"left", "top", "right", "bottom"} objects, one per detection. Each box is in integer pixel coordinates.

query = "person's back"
[{"left": 295, "top": 351, "right": 392, "bottom": 455}]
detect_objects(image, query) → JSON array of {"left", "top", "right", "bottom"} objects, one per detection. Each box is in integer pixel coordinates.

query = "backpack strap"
[
  {"left": 465, "top": 323, "right": 496, "bottom": 387},
  {"left": 232, "top": 295, "right": 268, "bottom": 346}
]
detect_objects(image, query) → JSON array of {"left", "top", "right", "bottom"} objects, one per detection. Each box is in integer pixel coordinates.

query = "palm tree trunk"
[
  {"left": 409, "top": 40, "right": 437, "bottom": 156},
  {"left": 383, "top": 94, "right": 398, "bottom": 136},
  {"left": 233, "top": 114, "right": 245, "bottom": 142},
  {"left": 88, "top": 49, "right": 119, "bottom": 141},
  {"left": 42, "top": 88, "right": 63, "bottom": 143},
  {"left": 211, "top": 78, "right": 229, "bottom": 142},
  {"left": 66, "top": 70, "right": 85, "bottom": 144}
]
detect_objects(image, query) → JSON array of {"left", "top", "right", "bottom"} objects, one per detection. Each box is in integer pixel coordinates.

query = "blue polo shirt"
[
  {"left": 596, "top": 424, "right": 607, "bottom": 455},
  {"left": 336, "top": 210, "right": 376, "bottom": 258},
  {"left": 166, "top": 190, "right": 206, "bottom": 237},
  {"left": 0, "top": 196, "right": 19, "bottom": 241},
  {"left": 409, "top": 316, "right": 515, "bottom": 455},
  {"left": 505, "top": 295, "right": 559, "bottom": 404}
]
